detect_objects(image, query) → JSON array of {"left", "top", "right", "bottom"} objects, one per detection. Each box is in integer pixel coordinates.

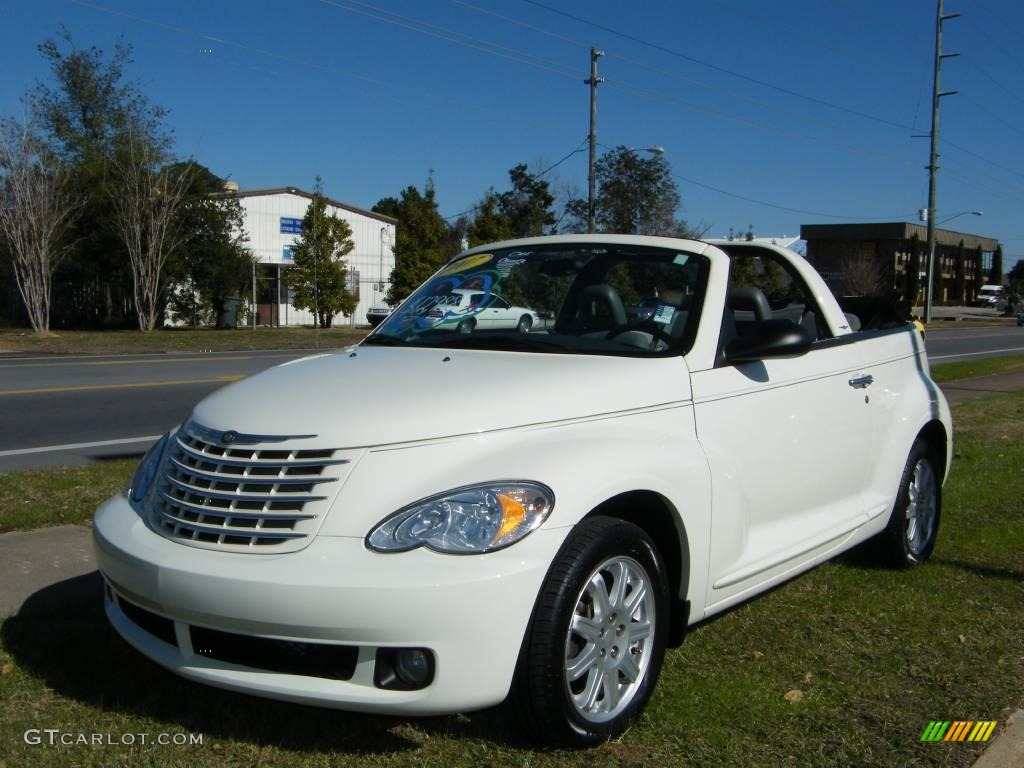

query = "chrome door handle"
[{"left": 848, "top": 374, "right": 874, "bottom": 389}]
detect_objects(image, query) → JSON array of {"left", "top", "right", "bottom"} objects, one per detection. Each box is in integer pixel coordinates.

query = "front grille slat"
[
  {"left": 174, "top": 436, "right": 349, "bottom": 469},
  {"left": 149, "top": 421, "right": 347, "bottom": 553},
  {"left": 162, "top": 474, "right": 326, "bottom": 504},
  {"left": 155, "top": 490, "right": 317, "bottom": 520},
  {"left": 158, "top": 514, "right": 307, "bottom": 540},
  {"left": 168, "top": 456, "right": 337, "bottom": 486}
]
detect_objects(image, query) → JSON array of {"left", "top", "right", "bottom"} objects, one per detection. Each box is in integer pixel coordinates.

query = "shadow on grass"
[
  {"left": 91, "top": 451, "right": 148, "bottom": 463},
  {"left": 2, "top": 574, "right": 536, "bottom": 755},
  {"left": 931, "top": 558, "right": 1024, "bottom": 583}
]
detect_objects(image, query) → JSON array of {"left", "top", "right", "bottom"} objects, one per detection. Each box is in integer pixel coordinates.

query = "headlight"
[
  {"left": 367, "top": 481, "right": 554, "bottom": 554},
  {"left": 126, "top": 432, "right": 171, "bottom": 503}
]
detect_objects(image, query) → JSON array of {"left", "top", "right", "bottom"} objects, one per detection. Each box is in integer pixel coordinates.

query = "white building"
[{"left": 231, "top": 186, "right": 397, "bottom": 327}]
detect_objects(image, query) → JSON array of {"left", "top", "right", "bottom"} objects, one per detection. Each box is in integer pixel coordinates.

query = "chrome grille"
[{"left": 149, "top": 422, "right": 349, "bottom": 552}]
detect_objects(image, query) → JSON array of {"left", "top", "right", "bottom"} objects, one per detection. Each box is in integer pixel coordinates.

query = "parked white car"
[
  {"left": 975, "top": 284, "right": 1003, "bottom": 307},
  {"left": 365, "top": 302, "right": 391, "bottom": 327},
  {"left": 94, "top": 235, "right": 952, "bottom": 746},
  {"left": 411, "top": 287, "right": 539, "bottom": 334}
]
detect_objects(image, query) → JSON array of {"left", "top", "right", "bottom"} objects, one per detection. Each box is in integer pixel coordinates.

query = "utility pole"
[
  {"left": 585, "top": 47, "right": 604, "bottom": 234},
  {"left": 923, "top": 0, "right": 960, "bottom": 323}
]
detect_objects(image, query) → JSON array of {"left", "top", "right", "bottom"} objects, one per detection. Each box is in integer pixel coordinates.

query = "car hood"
[{"left": 189, "top": 346, "right": 691, "bottom": 447}]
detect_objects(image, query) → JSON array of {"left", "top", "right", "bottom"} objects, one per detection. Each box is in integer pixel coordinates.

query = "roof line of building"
[
  {"left": 800, "top": 221, "right": 999, "bottom": 252},
  {"left": 213, "top": 187, "right": 398, "bottom": 225}
]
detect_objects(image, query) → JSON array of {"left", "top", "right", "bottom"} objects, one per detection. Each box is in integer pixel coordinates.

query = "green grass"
[
  {"left": 0, "top": 326, "right": 367, "bottom": 356},
  {"left": 930, "top": 354, "right": 1024, "bottom": 383},
  {"left": 1, "top": 395, "right": 1022, "bottom": 767},
  {"left": 0, "top": 460, "right": 135, "bottom": 534}
]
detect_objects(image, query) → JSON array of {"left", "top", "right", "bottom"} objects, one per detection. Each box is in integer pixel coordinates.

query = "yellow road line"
[
  {"left": 0, "top": 354, "right": 295, "bottom": 369},
  {"left": 0, "top": 375, "right": 243, "bottom": 396}
]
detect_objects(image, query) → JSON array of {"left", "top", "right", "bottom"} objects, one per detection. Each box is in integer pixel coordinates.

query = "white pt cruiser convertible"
[{"left": 94, "top": 235, "right": 952, "bottom": 745}]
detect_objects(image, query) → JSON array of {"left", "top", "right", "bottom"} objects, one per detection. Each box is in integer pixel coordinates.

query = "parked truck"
[{"left": 94, "top": 235, "right": 952, "bottom": 745}]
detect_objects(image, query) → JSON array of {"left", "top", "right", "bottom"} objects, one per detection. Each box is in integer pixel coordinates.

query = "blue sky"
[{"left": 2, "top": 0, "right": 1023, "bottom": 266}]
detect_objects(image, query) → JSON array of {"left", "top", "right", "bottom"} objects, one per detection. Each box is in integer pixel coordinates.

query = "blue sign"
[
  {"left": 282, "top": 246, "right": 294, "bottom": 263},
  {"left": 280, "top": 217, "right": 303, "bottom": 234}
]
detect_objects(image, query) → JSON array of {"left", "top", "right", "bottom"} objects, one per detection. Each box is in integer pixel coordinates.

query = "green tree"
[
  {"left": 906, "top": 233, "right": 921, "bottom": 304},
  {"left": 284, "top": 179, "right": 356, "bottom": 328},
  {"left": 467, "top": 191, "right": 512, "bottom": 247},
  {"left": 560, "top": 146, "right": 692, "bottom": 236},
  {"left": 32, "top": 30, "right": 171, "bottom": 327},
  {"left": 166, "top": 162, "right": 253, "bottom": 326},
  {"left": 991, "top": 244, "right": 1004, "bottom": 286},
  {"left": 374, "top": 177, "right": 448, "bottom": 305},
  {"left": 1007, "top": 259, "right": 1024, "bottom": 312},
  {"left": 954, "top": 240, "right": 966, "bottom": 305},
  {"left": 973, "top": 245, "right": 985, "bottom": 297},
  {"left": 500, "top": 163, "right": 555, "bottom": 237}
]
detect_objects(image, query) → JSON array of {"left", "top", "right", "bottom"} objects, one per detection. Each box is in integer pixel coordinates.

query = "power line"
[
  {"left": 318, "top": 0, "right": 579, "bottom": 80},
  {"left": 441, "top": 138, "right": 589, "bottom": 221},
  {"left": 601, "top": 78, "right": 922, "bottom": 169},
  {"left": 671, "top": 173, "right": 911, "bottom": 221},
  {"left": 71, "top": 0, "right": 511, "bottom": 119},
  {"left": 458, "top": 0, "right": 1024, "bottom": 191},
  {"left": 519, "top": 0, "right": 917, "bottom": 132},
  {"left": 452, "top": 0, "right": 892, "bottom": 142}
]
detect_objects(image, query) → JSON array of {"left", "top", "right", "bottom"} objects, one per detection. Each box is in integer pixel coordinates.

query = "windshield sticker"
[
  {"left": 496, "top": 255, "right": 527, "bottom": 275},
  {"left": 391, "top": 269, "right": 502, "bottom": 333},
  {"left": 673, "top": 254, "right": 690, "bottom": 265},
  {"left": 652, "top": 305, "right": 675, "bottom": 325},
  {"left": 440, "top": 253, "right": 493, "bottom": 276}
]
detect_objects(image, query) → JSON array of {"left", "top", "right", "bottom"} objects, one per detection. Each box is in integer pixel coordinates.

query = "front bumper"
[{"left": 93, "top": 494, "right": 569, "bottom": 715}]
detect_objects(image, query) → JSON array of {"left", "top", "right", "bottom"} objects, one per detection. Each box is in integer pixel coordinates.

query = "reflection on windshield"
[{"left": 366, "top": 244, "right": 709, "bottom": 356}]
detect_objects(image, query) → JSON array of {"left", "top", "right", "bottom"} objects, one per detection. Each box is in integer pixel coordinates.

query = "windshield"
[{"left": 366, "top": 243, "right": 709, "bottom": 356}]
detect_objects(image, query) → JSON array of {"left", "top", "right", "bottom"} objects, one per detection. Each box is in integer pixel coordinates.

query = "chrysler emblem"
[{"left": 221, "top": 430, "right": 238, "bottom": 444}]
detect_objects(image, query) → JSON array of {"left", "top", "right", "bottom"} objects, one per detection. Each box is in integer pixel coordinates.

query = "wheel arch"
[
  {"left": 585, "top": 490, "right": 690, "bottom": 647},
  {"left": 916, "top": 418, "right": 949, "bottom": 481}
]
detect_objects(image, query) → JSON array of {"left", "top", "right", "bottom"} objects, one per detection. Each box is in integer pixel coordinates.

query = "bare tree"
[
  {"left": 0, "top": 108, "right": 80, "bottom": 332},
  {"left": 840, "top": 253, "right": 885, "bottom": 296},
  {"left": 108, "top": 134, "right": 193, "bottom": 330}
]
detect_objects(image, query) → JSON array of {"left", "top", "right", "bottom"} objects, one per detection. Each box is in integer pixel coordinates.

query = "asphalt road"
[
  {"left": 922, "top": 325, "right": 1024, "bottom": 362},
  {"left": 0, "top": 325, "right": 1021, "bottom": 473},
  {"left": 0, "top": 349, "right": 313, "bottom": 472}
]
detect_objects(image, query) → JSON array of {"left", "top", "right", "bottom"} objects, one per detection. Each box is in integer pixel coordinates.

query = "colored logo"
[
  {"left": 920, "top": 720, "right": 997, "bottom": 742},
  {"left": 221, "top": 431, "right": 238, "bottom": 444}
]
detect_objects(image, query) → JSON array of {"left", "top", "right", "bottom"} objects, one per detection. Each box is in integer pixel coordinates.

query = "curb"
[{"left": 972, "top": 710, "right": 1024, "bottom": 768}]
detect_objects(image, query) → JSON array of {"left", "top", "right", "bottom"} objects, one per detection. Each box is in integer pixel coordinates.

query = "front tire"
[
  {"left": 511, "top": 517, "right": 669, "bottom": 746},
  {"left": 517, "top": 315, "right": 533, "bottom": 333},
  {"left": 876, "top": 439, "right": 941, "bottom": 567},
  {"left": 456, "top": 318, "right": 475, "bottom": 334}
]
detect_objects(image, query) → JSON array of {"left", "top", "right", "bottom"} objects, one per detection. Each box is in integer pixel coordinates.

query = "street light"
[{"left": 937, "top": 210, "right": 983, "bottom": 226}]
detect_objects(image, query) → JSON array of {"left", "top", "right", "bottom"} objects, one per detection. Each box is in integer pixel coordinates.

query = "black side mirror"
[{"left": 725, "top": 319, "right": 813, "bottom": 363}]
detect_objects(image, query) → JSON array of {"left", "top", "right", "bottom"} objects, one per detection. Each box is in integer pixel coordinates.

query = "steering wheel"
[{"left": 605, "top": 321, "right": 673, "bottom": 346}]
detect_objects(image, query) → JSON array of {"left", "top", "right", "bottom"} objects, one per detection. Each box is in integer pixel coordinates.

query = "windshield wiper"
[
  {"left": 361, "top": 335, "right": 411, "bottom": 346},
  {"left": 434, "top": 333, "right": 568, "bottom": 353}
]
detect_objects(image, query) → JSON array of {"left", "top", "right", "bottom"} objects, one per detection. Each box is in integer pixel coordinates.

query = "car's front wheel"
[
  {"left": 517, "top": 315, "right": 533, "bottom": 333},
  {"left": 511, "top": 517, "right": 669, "bottom": 746}
]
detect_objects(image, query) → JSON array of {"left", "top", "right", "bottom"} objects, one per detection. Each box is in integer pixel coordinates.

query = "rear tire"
[
  {"left": 511, "top": 517, "right": 669, "bottom": 746},
  {"left": 876, "top": 439, "right": 941, "bottom": 567},
  {"left": 517, "top": 315, "right": 533, "bottom": 333},
  {"left": 456, "top": 318, "right": 475, "bottom": 334}
]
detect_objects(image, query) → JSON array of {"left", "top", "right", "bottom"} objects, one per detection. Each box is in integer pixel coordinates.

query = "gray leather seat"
[
  {"left": 576, "top": 284, "right": 627, "bottom": 332},
  {"left": 727, "top": 286, "right": 772, "bottom": 323}
]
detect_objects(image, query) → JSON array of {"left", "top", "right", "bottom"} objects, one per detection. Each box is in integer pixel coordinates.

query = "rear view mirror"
[{"left": 725, "top": 319, "right": 812, "bottom": 363}]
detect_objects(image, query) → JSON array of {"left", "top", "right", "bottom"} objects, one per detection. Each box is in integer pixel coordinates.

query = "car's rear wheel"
[
  {"left": 876, "top": 439, "right": 941, "bottom": 567},
  {"left": 517, "top": 315, "right": 533, "bottom": 333},
  {"left": 511, "top": 517, "right": 668, "bottom": 746},
  {"left": 456, "top": 318, "right": 475, "bottom": 334}
]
